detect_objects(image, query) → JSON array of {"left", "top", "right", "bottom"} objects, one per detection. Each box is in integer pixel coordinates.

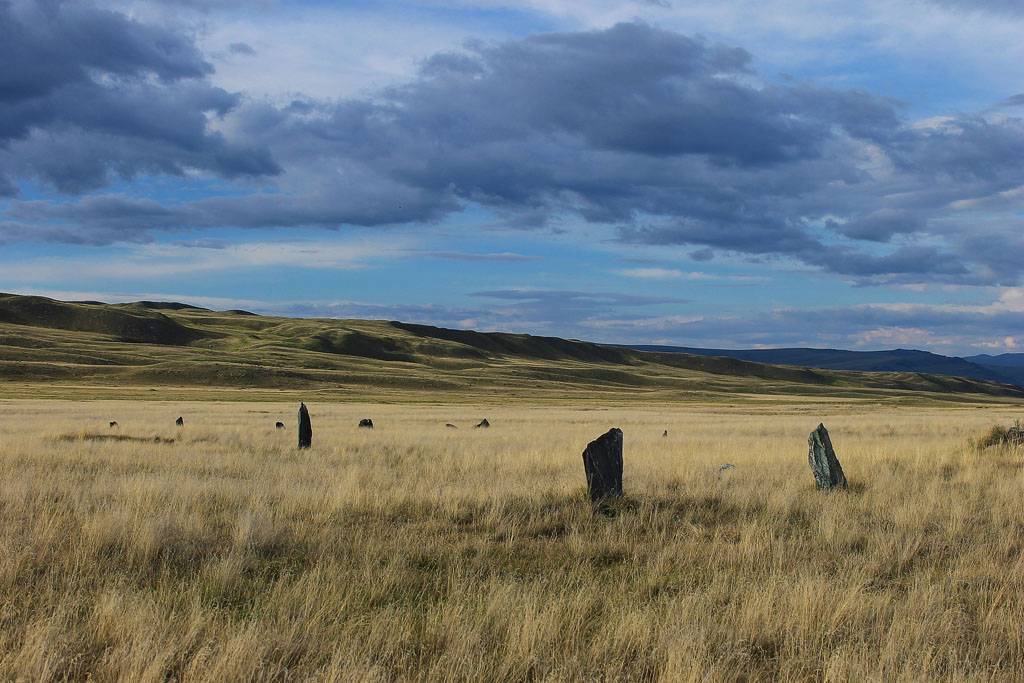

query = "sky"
[{"left": 2, "top": 0, "right": 1024, "bottom": 354}]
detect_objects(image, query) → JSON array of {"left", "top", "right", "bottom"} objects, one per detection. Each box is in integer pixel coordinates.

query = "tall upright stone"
[
  {"left": 582, "top": 428, "right": 623, "bottom": 502},
  {"left": 298, "top": 403, "right": 312, "bottom": 449},
  {"left": 808, "top": 423, "right": 847, "bottom": 490}
]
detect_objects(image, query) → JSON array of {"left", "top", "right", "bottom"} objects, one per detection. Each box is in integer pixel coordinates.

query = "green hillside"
[{"left": 0, "top": 293, "right": 1021, "bottom": 404}]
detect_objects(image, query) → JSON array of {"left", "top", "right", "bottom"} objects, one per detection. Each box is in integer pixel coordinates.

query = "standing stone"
[
  {"left": 582, "top": 428, "right": 623, "bottom": 502},
  {"left": 662, "top": 430, "right": 668, "bottom": 437},
  {"left": 358, "top": 418, "right": 374, "bottom": 429},
  {"left": 475, "top": 419, "right": 490, "bottom": 429},
  {"left": 808, "top": 423, "right": 847, "bottom": 490},
  {"left": 298, "top": 403, "right": 312, "bottom": 449},
  {"left": 275, "top": 422, "right": 285, "bottom": 429},
  {"left": 175, "top": 416, "right": 184, "bottom": 427}
]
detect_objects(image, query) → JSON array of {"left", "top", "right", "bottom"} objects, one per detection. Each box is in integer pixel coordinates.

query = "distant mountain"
[
  {"left": 962, "top": 354, "right": 1024, "bottom": 387},
  {"left": 964, "top": 353, "right": 1024, "bottom": 368},
  {"left": 625, "top": 345, "right": 1023, "bottom": 387}
]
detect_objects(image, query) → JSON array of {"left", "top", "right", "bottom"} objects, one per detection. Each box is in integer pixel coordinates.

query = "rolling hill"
[
  {"left": 627, "top": 345, "right": 1024, "bottom": 388},
  {"left": 0, "top": 292, "right": 1022, "bottom": 403}
]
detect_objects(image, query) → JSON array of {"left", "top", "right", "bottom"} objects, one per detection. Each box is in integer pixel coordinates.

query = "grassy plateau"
[{"left": 3, "top": 294, "right": 1024, "bottom": 680}]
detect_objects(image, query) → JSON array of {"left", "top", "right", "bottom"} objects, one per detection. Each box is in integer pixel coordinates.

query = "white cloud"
[
  {"left": 0, "top": 238, "right": 411, "bottom": 281},
  {"left": 615, "top": 268, "right": 765, "bottom": 282}
]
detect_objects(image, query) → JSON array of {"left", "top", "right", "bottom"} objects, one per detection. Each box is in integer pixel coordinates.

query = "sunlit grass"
[{"left": 1, "top": 399, "right": 1023, "bottom": 680}]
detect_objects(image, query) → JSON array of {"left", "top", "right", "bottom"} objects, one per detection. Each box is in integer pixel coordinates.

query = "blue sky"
[{"left": 2, "top": 0, "right": 1024, "bottom": 354}]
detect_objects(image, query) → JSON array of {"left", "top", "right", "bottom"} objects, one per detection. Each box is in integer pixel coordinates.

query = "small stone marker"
[
  {"left": 662, "top": 430, "right": 668, "bottom": 437},
  {"left": 298, "top": 403, "right": 312, "bottom": 449},
  {"left": 275, "top": 422, "right": 285, "bottom": 429},
  {"left": 109, "top": 421, "right": 118, "bottom": 428},
  {"left": 582, "top": 428, "right": 623, "bottom": 502},
  {"left": 358, "top": 418, "right": 374, "bottom": 429},
  {"left": 808, "top": 423, "right": 847, "bottom": 490},
  {"left": 175, "top": 417, "right": 184, "bottom": 427},
  {"left": 445, "top": 423, "right": 457, "bottom": 429},
  {"left": 475, "top": 418, "right": 490, "bottom": 428}
]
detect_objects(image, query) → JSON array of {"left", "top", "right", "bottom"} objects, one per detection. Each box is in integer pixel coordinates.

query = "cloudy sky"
[{"left": 3, "top": 0, "right": 1024, "bottom": 353}]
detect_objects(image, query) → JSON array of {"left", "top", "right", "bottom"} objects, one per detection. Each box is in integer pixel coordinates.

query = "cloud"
[
  {"left": 0, "top": 0, "right": 279, "bottom": 194},
  {"left": 924, "top": 0, "right": 1024, "bottom": 15},
  {"left": 0, "top": 238, "right": 407, "bottom": 280},
  {"left": 614, "top": 267, "right": 764, "bottom": 283},
  {"left": 228, "top": 42, "right": 257, "bottom": 56},
  {"left": 578, "top": 290, "right": 1024, "bottom": 353},
  {"left": 4, "top": 18, "right": 1024, "bottom": 288},
  {"left": 414, "top": 250, "right": 541, "bottom": 261}
]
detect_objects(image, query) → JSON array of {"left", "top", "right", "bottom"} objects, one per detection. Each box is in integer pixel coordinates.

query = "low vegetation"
[
  {"left": 978, "top": 420, "right": 1024, "bottom": 449},
  {"left": 2, "top": 399, "right": 1024, "bottom": 680}
]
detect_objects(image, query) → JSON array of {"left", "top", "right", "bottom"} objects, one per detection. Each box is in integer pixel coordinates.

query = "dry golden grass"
[{"left": 2, "top": 398, "right": 1024, "bottom": 680}]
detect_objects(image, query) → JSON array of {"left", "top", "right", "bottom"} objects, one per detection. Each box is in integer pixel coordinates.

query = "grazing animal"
[
  {"left": 109, "top": 421, "right": 118, "bottom": 428},
  {"left": 475, "top": 418, "right": 490, "bottom": 428},
  {"left": 298, "top": 403, "right": 312, "bottom": 449},
  {"left": 275, "top": 422, "right": 285, "bottom": 429},
  {"left": 445, "top": 423, "right": 457, "bottom": 429},
  {"left": 175, "top": 417, "right": 184, "bottom": 427},
  {"left": 358, "top": 418, "right": 374, "bottom": 429}
]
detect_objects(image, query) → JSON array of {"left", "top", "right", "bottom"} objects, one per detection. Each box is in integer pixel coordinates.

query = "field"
[{"left": 3, "top": 398, "right": 1024, "bottom": 681}]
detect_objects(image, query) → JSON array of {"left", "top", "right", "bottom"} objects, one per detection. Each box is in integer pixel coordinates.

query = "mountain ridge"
[{"left": 624, "top": 344, "right": 1023, "bottom": 388}]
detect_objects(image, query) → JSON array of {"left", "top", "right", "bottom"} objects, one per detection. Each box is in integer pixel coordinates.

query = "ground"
[{"left": 1, "top": 397, "right": 1024, "bottom": 681}]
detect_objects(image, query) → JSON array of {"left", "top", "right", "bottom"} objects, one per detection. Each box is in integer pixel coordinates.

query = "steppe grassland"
[{"left": 1, "top": 398, "right": 1024, "bottom": 681}]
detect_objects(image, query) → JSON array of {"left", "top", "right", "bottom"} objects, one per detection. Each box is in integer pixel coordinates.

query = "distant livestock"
[
  {"left": 298, "top": 403, "right": 312, "bottom": 449},
  {"left": 475, "top": 419, "right": 490, "bottom": 429},
  {"left": 175, "top": 417, "right": 184, "bottom": 427},
  {"left": 275, "top": 422, "right": 285, "bottom": 429},
  {"left": 358, "top": 419, "right": 374, "bottom": 429}
]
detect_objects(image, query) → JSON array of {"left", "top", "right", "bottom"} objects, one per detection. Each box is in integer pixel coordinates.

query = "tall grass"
[{"left": 1, "top": 399, "right": 1023, "bottom": 680}]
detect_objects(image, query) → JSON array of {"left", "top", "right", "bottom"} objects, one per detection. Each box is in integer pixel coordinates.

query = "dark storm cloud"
[
  {"left": 0, "top": 0, "right": 279, "bottom": 193},
  {"left": 218, "top": 22, "right": 1024, "bottom": 285},
  {"left": 3, "top": 16, "right": 1024, "bottom": 287}
]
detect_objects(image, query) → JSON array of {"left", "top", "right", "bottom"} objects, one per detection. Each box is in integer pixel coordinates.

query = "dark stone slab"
[
  {"left": 808, "top": 423, "right": 847, "bottom": 490},
  {"left": 298, "top": 403, "right": 312, "bottom": 449},
  {"left": 358, "top": 419, "right": 374, "bottom": 429},
  {"left": 582, "top": 428, "right": 623, "bottom": 502}
]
